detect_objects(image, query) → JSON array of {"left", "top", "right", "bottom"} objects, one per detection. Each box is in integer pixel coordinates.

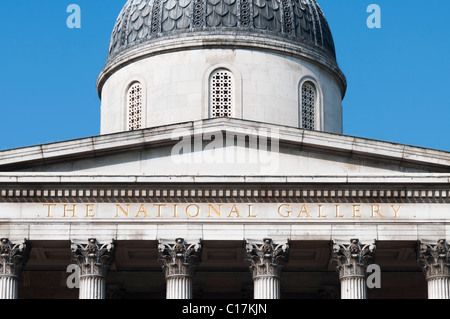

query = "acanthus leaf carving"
[
  {"left": 0, "top": 238, "right": 31, "bottom": 278},
  {"left": 332, "top": 239, "right": 376, "bottom": 279},
  {"left": 245, "top": 238, "right": 289, "bottom": 279},
  {"left": 158, "top": 238, "right": 202, "bottom": 278},
  {"left": 417, "top": 239, "right": 450, "bottom": 279},
  {"left": 71, "top": 238, "right": 115, "bottom": 277}
]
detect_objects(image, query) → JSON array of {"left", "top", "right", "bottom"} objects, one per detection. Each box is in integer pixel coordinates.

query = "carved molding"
[
  {"left": 245, "top": 238, "right": 289, "bottom": 279},
  {"left": 417, "top": 239, "right": 450, "bottom": 279},
  {"left": 1, "top": 187, "right": 448, "bottom": 204},
  {"left": 158, "top": 238, "right": 202, "bottom": 279},
  {"left": 71, "top": 238, "right": 115, "bottom": 278},
  {"left": 0, "top": 238, "right": 31, "bottom": 278},
  {"left": 332, "top": 239, "right": 376, "bottom": 279}
]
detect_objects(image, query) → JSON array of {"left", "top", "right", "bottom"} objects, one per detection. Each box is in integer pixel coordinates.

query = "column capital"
[
  {"left": 158, "top": 238, "right": 202, "bottom": 279},
  {"left": 71, "top": 238, "right": 115, "bottom": 277},
  {"left": 0, "top": 238, "right": 31, "bottom": 278},
  {"left": 332, "top": 238, "right": 376, "bottom": 279},
  {"left": 417, "top": 239, "right": 450, "bottom": 280},
  {"left": 245, "top": 238, "right": 290, "bottom": 279}
]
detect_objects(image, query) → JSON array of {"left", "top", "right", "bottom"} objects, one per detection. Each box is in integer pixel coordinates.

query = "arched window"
[
  {"left": 301, "top": 82, "right": 316, "bottom": 130},
  {"left": 127, "top": 82, "right": 143, "bottom": 131},
  {"left": 210, "top": 69, "right": 234, "bottom": 118}
]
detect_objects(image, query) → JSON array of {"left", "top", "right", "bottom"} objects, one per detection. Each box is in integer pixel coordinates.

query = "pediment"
[{"left": 0, "top": 119, "right": 449, "bottom": 177}]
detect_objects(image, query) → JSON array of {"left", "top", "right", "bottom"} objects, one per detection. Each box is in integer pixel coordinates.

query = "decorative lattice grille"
[
  {"left": 127, "top": 83, "right": 142, "bottom": 131},
  {"left": 301, "top": 82, "right": 316, "bottom": 130},
  {"left": 210, "top": 70, "right": 233, "bottom": 118}
]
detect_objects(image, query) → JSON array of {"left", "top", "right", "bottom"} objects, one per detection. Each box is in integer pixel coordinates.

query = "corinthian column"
[
  {"left": 332, "top": 239, "right": 376, "bottom": 299},
  {"left": 158, "top": 238, "right": 202, "bottom": 299},
  {"left": 0, "top": 238, "right": 31, "bottom": 299},
  {"left": 245, "top": 238, "right": 290, "bottom": 299},
  {"left": 71, "top": 238, "right": 115, "bottom": 299},
  {"left": 417, "top": 239, "right": 450, "bottom": 299}
]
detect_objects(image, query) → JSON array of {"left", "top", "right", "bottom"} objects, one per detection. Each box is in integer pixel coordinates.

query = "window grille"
[
  {"left": 210, "top": 70, "right": 233, "bottom": 118},
  {"left": 301, "top": 82, "right": 316, "bottom": 130},
  {"left": 127, "top": 83, "right": 142, "bottom": 131}
]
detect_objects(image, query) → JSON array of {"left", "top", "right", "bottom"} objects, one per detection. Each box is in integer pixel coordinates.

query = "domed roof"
[{"left": 107, "top": 0, "right": 337, "bottom": 62}]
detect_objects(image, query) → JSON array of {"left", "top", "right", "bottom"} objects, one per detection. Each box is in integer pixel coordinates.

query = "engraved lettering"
[
  {"left": 353, "top": 205, "right": 362, "bottom": 218},
  {"left": 335, "top": 205, "right": 344, "bottom": 218},
  {"left": 116, "top": 204, "right": 130, "bottom": 218},
  {"left": 371, "top": 204, "right": 385, "bottom": 218},
  {"left": 391, "top": 205, "right": 402, "bottom": 218},
  {"left": 318, "top": 204, "right": 327, "bottom": 218},
  {"left": 63, "top": 204, "right": 77, "bottom": 218},
  {"left": 186, "top": 204, "right": 200, "bottom": 218},
  {"left": 248, "top": 204, "right": 257, "bottom": 217},
  {"left": 208, "top": 204, "right": 222, "bottom": 218},
  {"left": 297, "top": 204, "right": 311, "bottom": 218},
  {"left": 85, "top": 204, "right": 95, "bottom": 218},
  {"left": 278, "top": 204, "right": 291, "bottom": 217},
  {"left": 136, "top": 204, "right": 148, "bottom": 218},
  {"left": 228, "top": 204, "right": 241, "bottom": 218},
  {"left": 154, "top": 204, "right": 166, "bottom": 218},
  {"left": 43, "top": 204, "right": 57, "bottom": 218}
]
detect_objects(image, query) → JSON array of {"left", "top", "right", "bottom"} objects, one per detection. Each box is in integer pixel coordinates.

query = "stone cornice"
[
  {"left": 0, "top": 118, "right": 449, "bottom": 171},
  {"left": 97, "top": 32, "right": 346, "bottom": 99}
]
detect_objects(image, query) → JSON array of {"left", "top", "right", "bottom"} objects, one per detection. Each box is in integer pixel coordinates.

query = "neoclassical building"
[{"left": 0, "top": 0, "right": 449, "bottom": 299}]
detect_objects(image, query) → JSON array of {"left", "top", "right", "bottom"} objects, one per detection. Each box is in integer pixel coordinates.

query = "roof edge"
[{"left": 0, "top": 118, "right": 448, "bottom": 170}]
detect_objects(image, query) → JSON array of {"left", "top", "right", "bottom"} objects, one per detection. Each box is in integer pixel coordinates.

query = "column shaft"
[
  {"left": 332, "top": 239, "right": 376, "bottom": 300},
  {"left": 79, "top": 276, "right": 106, "bottom": 299},
  {"left": 0, "top": 238, "right": 30, "bottom": 299},
  {"left": 340, "top": 277, "right": 367, "bottom": 299},
  {"left": 158, "top": 238, "right": 202, "bottom": 300},
  {"left": 166, "top": 276, "right": 193, "bottom": 299},
  {"left": 417, "top": 240, "right": 450, "bottom": 299},
  {"left": 245, "top": 238, "right": 289, "bottom": 300},
  {"left": 254, "top": 276, "right": 280, "bottom": 299},
  {"left": 0, "top": 276, "right": 18, "bottom": 299},
  {"left": 428, "top": 277, "right": 450, "bottom": 299},
  {"left": 71, "top": 238, "right": 115, "bottom": 300}
]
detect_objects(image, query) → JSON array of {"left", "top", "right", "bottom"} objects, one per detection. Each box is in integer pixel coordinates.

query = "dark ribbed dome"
[{"left": 107, "top": 0, "right": 337, "bottom": 62}]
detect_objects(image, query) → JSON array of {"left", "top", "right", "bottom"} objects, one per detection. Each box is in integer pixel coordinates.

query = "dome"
[
  {"left": 97, "top": 0, "right": 346, "bottom": 136},
  {"left": 107, "top": 0, "right": 337, "bottom": 63}
]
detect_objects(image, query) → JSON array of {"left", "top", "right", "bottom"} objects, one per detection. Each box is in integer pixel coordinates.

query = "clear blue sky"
[{"left": 0, "top": 0, "right": 449, "bottom": 151}]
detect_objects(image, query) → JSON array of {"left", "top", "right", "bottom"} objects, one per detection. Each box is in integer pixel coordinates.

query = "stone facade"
[{"left": 0, "top": 0, "right": 449, "bottom": 300}]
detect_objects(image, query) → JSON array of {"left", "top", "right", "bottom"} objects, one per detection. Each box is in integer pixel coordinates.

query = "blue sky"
[{"left": 0, "top": 0, "right": 449, "bottom": 151}]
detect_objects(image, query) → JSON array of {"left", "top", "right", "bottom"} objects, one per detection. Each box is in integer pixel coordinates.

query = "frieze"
[{"left": 0, "top": 201, "right": 446, "bottom": 221}]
